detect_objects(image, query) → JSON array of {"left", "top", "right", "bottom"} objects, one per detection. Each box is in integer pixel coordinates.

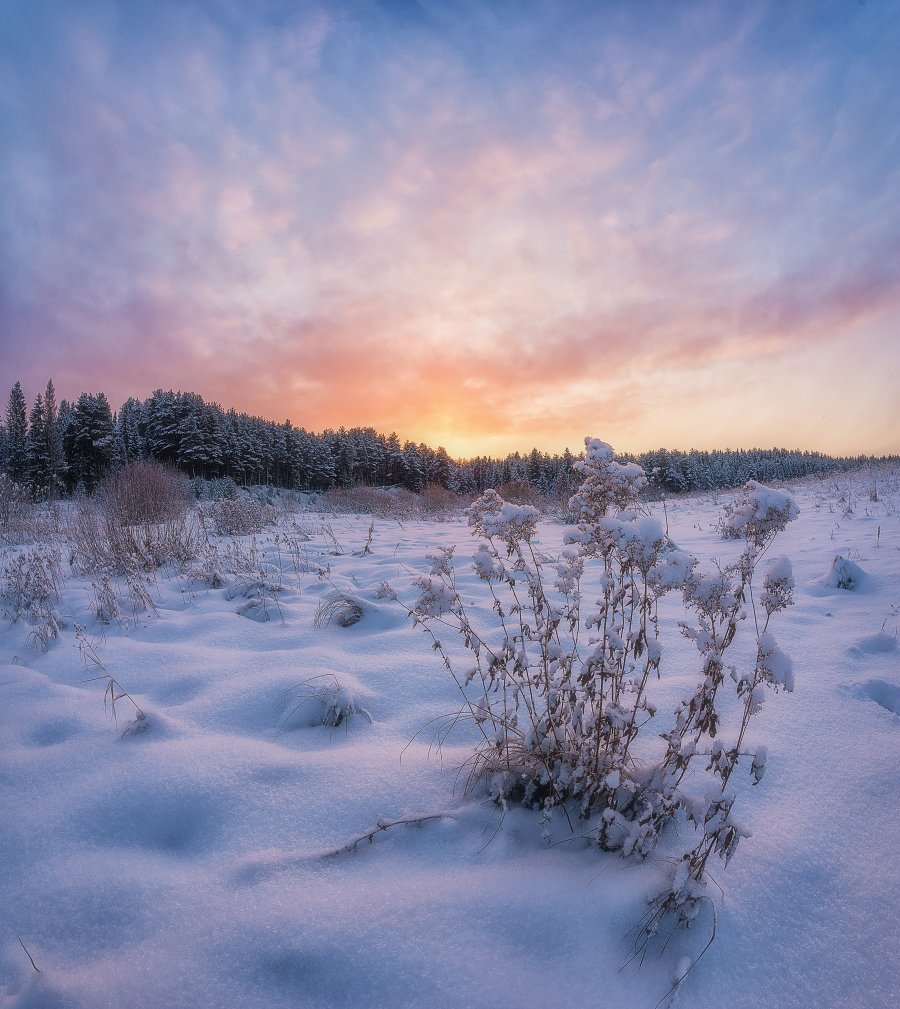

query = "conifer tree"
[
  {"left": 177, "top": 408, "right": 207, "bottom": 477},
  {"left": 5, "top": 382, "right": 28, "bottom": 484},
  {"left": 117, "top": 396, "right": 146, "bottom": 463},
  {"left": 43, "top": 379, "right": 65, "bottom": 496},
  {"left": 68, "top": 392, "right": 115, "bottom": 490},
  {"left": 27, "top": 392, "right": 50, "bottom": 497}
]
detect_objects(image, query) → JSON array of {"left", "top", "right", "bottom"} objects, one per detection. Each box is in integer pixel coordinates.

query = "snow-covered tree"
[
  {"left": 67, "top": 392, "right": 116, "bottom": 490},
  {"left": 26, "top": 392, "right": 50, "bottom": 497},
  {"left": 5, "top": 381, "right": 28, "bottom": 484},
  {"left": 43, "top": 380, "right": 65, "bottom": 496}
]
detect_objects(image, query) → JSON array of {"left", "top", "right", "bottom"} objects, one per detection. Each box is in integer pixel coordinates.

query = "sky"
[{"left": 1, "top": 0, "right": 899, "bottom": 459}]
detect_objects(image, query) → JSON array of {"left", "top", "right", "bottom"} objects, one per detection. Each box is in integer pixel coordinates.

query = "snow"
[
  {"left": 819, "top": 554, "right": 870, "bottom": 592},
  {"left": 2, "top": 467, "right": 899, "bottom": 1008}
]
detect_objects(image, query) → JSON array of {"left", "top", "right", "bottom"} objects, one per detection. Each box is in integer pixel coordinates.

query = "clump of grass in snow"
[
  {"left": 314, "top": 591, "right": 363, "bottom": 628},
  {"left": 1, "top": 546, "right": 65, "bottom": 653},
  {"left": 75, "top": 624, "right": 148, "bottom": 737},
  {"left": 276, "top": 674, "right": 372, "bottom": 736}
]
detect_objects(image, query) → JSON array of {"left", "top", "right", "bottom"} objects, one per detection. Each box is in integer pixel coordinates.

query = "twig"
[
  {"left": 17, "top": 934, "right": 41, "bottom": 973},
  {"left": 324, "top": 811, "right": 451, "bottom": 856}
]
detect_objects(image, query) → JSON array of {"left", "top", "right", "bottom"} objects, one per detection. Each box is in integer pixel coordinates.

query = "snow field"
[{"left": 1, "top": 469, "right": 899, "bottom": 1008}]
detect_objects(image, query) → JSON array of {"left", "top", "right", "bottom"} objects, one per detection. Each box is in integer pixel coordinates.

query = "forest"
[{"left": 1, "top": 379, "right": 891, "bottom": 501}]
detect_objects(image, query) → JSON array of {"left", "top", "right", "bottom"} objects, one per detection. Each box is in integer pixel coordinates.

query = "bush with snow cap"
[
  {"left": 823, "top": 554, "right": 868, "bottom": 591},
  {"left": 404, "top": 436, "right": 798, "bottom": 979}
]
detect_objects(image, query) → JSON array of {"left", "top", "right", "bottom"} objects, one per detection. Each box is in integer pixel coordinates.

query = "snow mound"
[
  {"left": 849, "top": 632, "right": 898, "bottom": 657},
  {"left": 277, "top": 672, "right": 374, "bottom": 733},
  {"left": 821, "top": 555, "right": 868, "bottom": 591},
  {"left": 850, "top": 679, "right": 900, "bottom": 716}
]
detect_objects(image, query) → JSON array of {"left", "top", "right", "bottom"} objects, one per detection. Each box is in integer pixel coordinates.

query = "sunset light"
[{"left": 2, "top": 0, "right": 898, "bottom": 456}]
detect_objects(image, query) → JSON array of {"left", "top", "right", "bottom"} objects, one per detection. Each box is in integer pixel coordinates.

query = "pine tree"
[
  {"left": 200, "top": 404, "right": 225, "bottom": 477},
  {"left": 27, "top": 392, "right": 50, "bottom": 497},
  {"left": 383, "top": 432, "right": 403, "bottom": 485},
  {"left": 117, "top": 397, "right": 146, "bottom": 464},
  {"left": 145, "top": 389, "right": 181, "bottom": 464},
  {"left": 43, "top": 380, "right": 65, "bottom": 496},
  {"left": 68, "top": 392, "right": 115, "bottom": 490},
  {"left": 177, "top": 408, "right": 207, "bottom": 477},
  {"left": 401, "top": 441, "right": 425, "bottom": 492},
  {"left": 5, "top": 382, "right": 28, "bottom": 484}
]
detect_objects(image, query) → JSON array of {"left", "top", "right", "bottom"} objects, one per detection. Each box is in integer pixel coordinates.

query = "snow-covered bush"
[
  {"left": 403, "top": 438, "right": 798, "bottom": 966},
  {"left": 822, "top": 554, "right": 867, "bottom": 591},
  {"left": 718, "top": 478, "right": 799, "bottom": 541},
  {"left": 191, "top": 475, "right": 239, "bottom": 501}
]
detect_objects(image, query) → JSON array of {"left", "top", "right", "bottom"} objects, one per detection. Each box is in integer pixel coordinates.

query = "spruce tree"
[
  {"left": 69, "top": 392, "right": 115, "bottom": 490},
  {"left": 43, "top": 380, "right": 65, "bottom": 496},
  {"left": 5, "top": 382, "right": 28, "bottom": 484},
  {"left": 177, "top": 409, "right": 207, "bottom": 477},
  {"left": 27, "top": 392, "right": 50, "bottom": 497},
  {"left": 117, "top": 397, "right": 146, "bottom": 464}
]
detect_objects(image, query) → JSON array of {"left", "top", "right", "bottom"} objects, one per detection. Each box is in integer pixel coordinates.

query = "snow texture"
[{"left": 2, "top": 466, "right": 899, "bottom": 1008}]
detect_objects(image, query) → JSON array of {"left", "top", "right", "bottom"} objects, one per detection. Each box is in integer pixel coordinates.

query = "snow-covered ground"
[{"left": 1, "top": 469, "right": 898, "bottom": 1009}]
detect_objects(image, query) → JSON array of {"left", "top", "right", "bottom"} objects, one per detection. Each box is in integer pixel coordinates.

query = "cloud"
[{"left": 1, "top": 0, "right": 898, "bottom": 457}]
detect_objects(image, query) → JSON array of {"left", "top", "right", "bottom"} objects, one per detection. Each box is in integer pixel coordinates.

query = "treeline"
[{"left": 0, "top": 379, "right": 893, "bottom": 500}]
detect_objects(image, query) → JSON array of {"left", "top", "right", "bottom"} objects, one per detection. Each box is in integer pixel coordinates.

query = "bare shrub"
[
  {"left": 419, "top": 483, "right": 466, "bottom": 518},
  {"left": 0, "top": 475, "right": 33, "bottom": 543},
  {"left": 493, "top": 480, "right": 541, "bottom": 506},
  {"left": 322, "top": 486, "right": 419, "bottom": 520},
  {"left": 277, "top": 488, "right": 304, "bottom": 514},
  {"left": 69, "top": 501, "right": 200, "bottom": 575},
  {"left": 323, "top": 484, "right": 466, "bottom": 520},
  {"left": 97, "top": 462, "right": 193, "bottom": 526},
  {"left": 201, "top": 498, "right": 277, "bottom": 536},
  {"left": 67, "top": 462, "right": 199, "bottom": 575},
  {"left": 492, "top": 480, "right": 570, "bottom": 518},
  {"left": 401, "top": 437, "right": 798, "bottom": 979},
  {"left": 1, "top": 546, "right": 65, "bottom": 652}
]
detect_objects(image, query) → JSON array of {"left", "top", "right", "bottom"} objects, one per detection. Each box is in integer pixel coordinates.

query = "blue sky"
[{"left": 2, "top": 0, "right": 898, "bottom": 455}]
